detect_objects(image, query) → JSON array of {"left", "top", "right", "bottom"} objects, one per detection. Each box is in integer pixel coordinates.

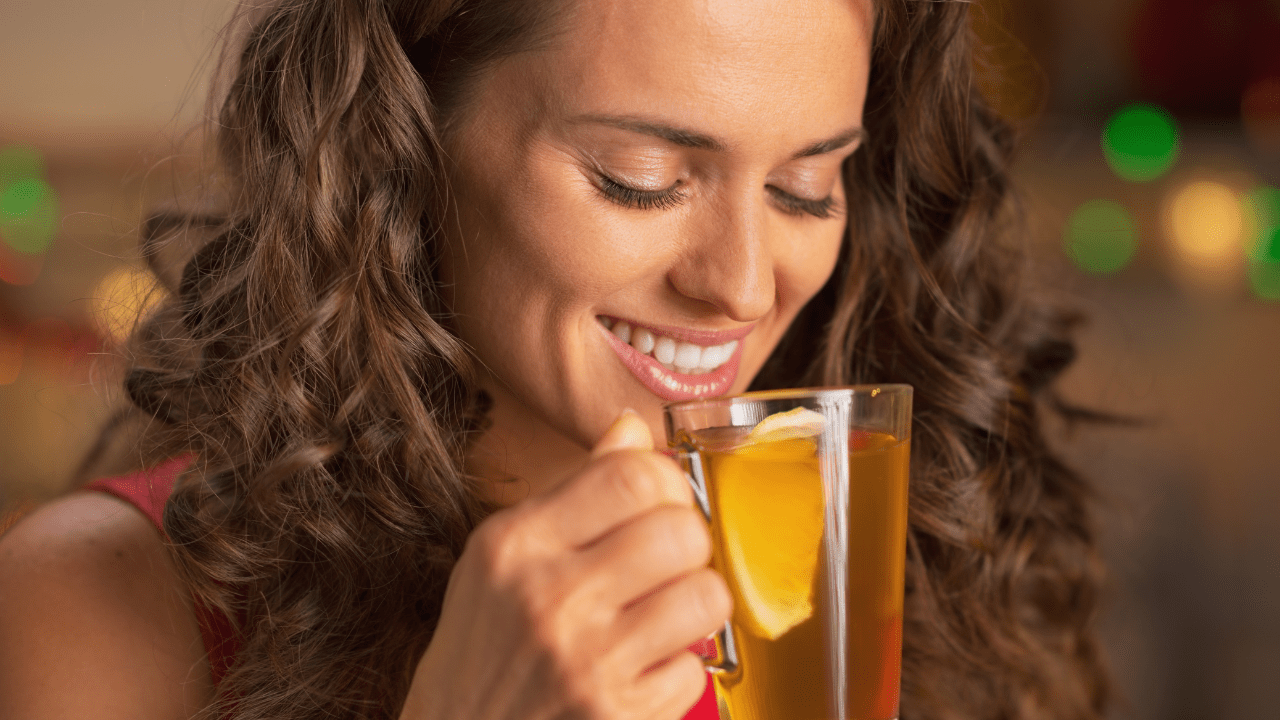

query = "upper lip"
[{"left": 598, "top": 315, "right": 756, "bottom": 346}]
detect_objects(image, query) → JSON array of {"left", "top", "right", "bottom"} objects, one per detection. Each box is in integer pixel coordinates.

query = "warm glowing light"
[
  {"left": 90, "top": 267, "right": 165, "bottom": 345},
  {"left": 1102, "top": 104, "right": 1180, "bottom": 182},
  {"left": 1242, "top": 78, "right": 1280, "bottom": 154},
  {"left": 1163, "top": 181, "right": 1245, "bottom": 271},
  {"left": 1063, "top": 200, "right": 1138, "bottom": 274}
]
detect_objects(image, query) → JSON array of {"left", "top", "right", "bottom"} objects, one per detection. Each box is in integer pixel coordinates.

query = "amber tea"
[{"left": 666, "top": 387, "right": 912, "bottom": 720}]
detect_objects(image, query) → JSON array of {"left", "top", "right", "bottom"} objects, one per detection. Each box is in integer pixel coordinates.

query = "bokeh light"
[
  {"left": 1242, "top": 78, "right": 1280, "bottom": 154},
  {"left": 1249, "top": 259, "right": 1280, "bottom": 300},
  {"left": 1102, "top": 103, "right": 1180, "bottom": 182},
  {"left": 1243, "top": 186, "right": 1280, "bottom": 300},
  {"left": 1162, "top": 180, "right": 1245, "bottom": 272},
  {"left": 90, "top": 266, "right": 165, "bottom": 345},
  {"left": 0, "top": 178, "right": 49, "bottom": 217},
  {"left": 0, "top": 145, "right": 59, "bottom": 257},
  {"left": 1063, "top": 200, "right": 1139, "bottom": 274},
  {"left": 1242, "top": 186, "right": 1280, "bottom": 259}
]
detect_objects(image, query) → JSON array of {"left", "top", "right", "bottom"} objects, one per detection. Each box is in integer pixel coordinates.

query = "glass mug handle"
[{"left": 674, "top": 447, "right": 739, "bottom": 674}]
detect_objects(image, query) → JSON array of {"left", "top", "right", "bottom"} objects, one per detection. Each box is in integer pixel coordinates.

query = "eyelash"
[
  {"left": 595, "top": 174, "right": 842, "bottom": 220},
  {"left": 596, "top": 175, "right": 686, "bottom": 211},
  {"left": 766, "top": 186, "right": 841, "bottom": 220}
]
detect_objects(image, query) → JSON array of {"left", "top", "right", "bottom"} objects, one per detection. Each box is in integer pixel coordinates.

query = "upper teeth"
[{"left": 599, "top": 317, "right": 738, "bottom": 375}]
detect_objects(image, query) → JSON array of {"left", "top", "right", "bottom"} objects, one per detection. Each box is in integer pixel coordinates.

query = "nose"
[{"left": 667, "top": 188, "right": 776, "bottom": 322}]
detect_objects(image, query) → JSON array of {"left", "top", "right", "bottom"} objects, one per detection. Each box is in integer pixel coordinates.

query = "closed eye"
[
  {"left": 595, "top": 174, "right": 686, "bottom": 211},
  {"left": 766, "top": 186, "right": 841, "bottom": 220},
  {"left": 594, "top": 173, "right": 840, "bottom": 219}
]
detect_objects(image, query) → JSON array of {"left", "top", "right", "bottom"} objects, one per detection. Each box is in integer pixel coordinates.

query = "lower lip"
[{"left": 599, "top": 325, "right": 743, "bottom": 402}]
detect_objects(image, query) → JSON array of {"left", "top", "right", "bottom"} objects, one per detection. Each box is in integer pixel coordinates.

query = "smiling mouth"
[{"left": 597, "top": 316, "right": 739, "bottom": 375}]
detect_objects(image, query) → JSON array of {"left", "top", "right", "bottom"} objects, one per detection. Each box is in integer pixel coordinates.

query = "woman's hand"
[{"left": 400, "top": 411, "right": 731, "bottom": 720}]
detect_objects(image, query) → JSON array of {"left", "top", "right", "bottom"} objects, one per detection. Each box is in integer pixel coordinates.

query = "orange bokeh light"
[
  {"left": 1164, "top": 181, "right": 1244, "bottom": 268},
  {"left": 90, "top": 266, "right": 165, "bottom": 346}
]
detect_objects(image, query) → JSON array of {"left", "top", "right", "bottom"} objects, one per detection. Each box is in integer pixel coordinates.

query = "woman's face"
[{"left": 442, "top": 0, "right": 873, "bottom": 492}]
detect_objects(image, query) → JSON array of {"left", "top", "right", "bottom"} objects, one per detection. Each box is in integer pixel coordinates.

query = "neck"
[{"left": 466, "top": 386, "right": 592, "bottom": 507}]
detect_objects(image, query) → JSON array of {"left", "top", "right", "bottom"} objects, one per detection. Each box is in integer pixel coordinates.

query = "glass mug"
[{"left": 664, "top": 386, "right": 912, "bottom": 720}]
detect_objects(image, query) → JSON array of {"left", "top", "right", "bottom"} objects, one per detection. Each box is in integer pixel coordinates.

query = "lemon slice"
[
  {"left": 712, "top": 414, "right": 826, "bottom": 640},
  {"left": 744, "top": 406, "right": 825, "bottom": 445}
]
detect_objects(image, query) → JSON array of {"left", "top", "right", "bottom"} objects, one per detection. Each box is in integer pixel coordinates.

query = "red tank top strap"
[{"left": 83, "top": 456, "right": 240, "bottom": 688}]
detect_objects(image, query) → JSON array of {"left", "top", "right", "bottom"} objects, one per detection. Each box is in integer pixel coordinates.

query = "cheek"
[{"left": 779, "top": 222, "right": 845, "bottom": 310}]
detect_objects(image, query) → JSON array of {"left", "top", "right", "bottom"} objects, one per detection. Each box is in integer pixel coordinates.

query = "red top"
[{"left": 83, "top": 459, "right": 720, "bottom": 719}]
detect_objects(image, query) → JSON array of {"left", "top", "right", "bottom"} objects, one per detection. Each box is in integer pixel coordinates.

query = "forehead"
[{"left": 503, "top": 0, "right": 873, "bottom": 146}]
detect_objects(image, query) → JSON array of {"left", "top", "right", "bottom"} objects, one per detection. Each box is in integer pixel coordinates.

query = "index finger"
[{"left": 530, "top": 449, "right": 694, "bottom": 549}]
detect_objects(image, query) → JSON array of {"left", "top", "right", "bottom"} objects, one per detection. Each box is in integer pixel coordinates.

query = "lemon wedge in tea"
[{"left": 709, "top": 408, "right": 827, "bottom": 640}]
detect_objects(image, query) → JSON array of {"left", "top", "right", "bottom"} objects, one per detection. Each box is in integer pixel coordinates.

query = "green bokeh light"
[
  {"left": 0, "top": 181, "right": 58, "bottom": 255},
  {"left": 1244, "top": 186, "right": 1280, "bottom": 300},
  {"left": 1064, "top": 199, "right": 1138, "bottom": 274},
  {"left": 0, "top": 146, "right": 58, "bottom": 257},
  {"left": 1, "top": 178, "right": 50, "bottom": 218},
  {"left": 1243, "top": 186, "right": 1280, "bottom": 261},
  {"left": 1102, "top": 104, "right": 1180, "bottom": 182},
  {"left": 1249, "top": 260, "right": 1280, "bottom": 300},
  {"left": 1263, "top": 229, "right": 1280, "bottom": 264}
]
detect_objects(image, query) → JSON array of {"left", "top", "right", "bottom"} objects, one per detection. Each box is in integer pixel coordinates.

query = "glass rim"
[{"left": 663, "top": 384, "right": 913, "bottom": 415}]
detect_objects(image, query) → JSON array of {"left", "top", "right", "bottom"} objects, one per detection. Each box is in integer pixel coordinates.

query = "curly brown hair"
[{"left": 96, "top": 0, "right": 1110, "bottom": 718}]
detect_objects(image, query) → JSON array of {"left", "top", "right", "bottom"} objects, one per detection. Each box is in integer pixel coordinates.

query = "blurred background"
[{"left": 1, "top": 0, "right": 1277, "bottom": 717}]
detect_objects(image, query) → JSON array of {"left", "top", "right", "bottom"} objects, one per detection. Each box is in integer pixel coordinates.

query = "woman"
[{"left": 0, "top": 0, "right": 1109, "bottom": 718}]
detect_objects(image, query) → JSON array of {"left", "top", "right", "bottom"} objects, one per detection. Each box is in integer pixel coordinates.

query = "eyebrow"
[
  {"left": 793, "top": 127, "right": 866, "bottom": 158},
  {"left": 573, "top": 114, "right": 866, "bottom": 158}
]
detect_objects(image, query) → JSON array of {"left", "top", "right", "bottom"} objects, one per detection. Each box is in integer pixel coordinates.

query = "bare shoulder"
[{"left": 0, "top": 492, "right": 213, "bottom": 718}]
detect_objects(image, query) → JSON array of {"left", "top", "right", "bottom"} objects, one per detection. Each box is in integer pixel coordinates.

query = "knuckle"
[
  {"left": 688, "top": 568, "right": 733, "bottom": 627},
  {"left": 467, "top": 512, "right": 521, "bottom": 575},
  {"left": 605, "top": 451, "right": 690, "bottom": 511},
  {"left": 643, "top": 507, "right": 710, "bottom": 571},
  {"left": 467, "top": 513, "right": 565, "bottom": 615},
  {"left": 668, "top": 508, "right": 712, "bottom": 566},
  {"left": 645, "top": 452, "right": 693, "bottom": 504},
  {"left": 606, "top": 451, "right": 663, "bottom": 510}
]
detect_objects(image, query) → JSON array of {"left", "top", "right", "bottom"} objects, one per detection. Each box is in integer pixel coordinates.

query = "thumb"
[{"left": 590, "top": 408, "right": 654, "bottom": 459}]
